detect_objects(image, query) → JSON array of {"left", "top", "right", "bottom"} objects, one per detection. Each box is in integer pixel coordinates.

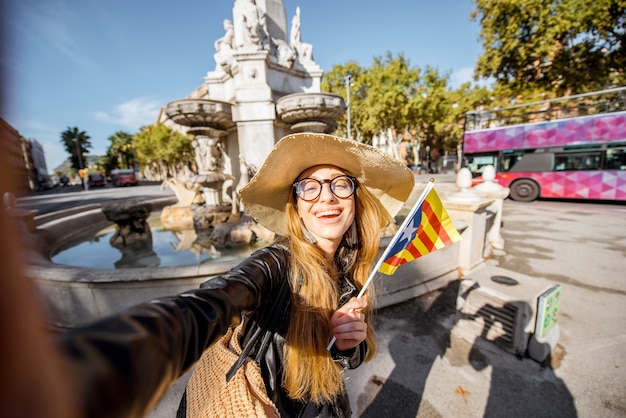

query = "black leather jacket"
[{"left": 58, "top": 244, "right": 366, "bottom": 418}]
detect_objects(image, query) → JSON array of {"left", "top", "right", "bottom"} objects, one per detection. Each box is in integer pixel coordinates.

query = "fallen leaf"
[{"left": 456, "top": 386, "right": 470, "bottom": 404}]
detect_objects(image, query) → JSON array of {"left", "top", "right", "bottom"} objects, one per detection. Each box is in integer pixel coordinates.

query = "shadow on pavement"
[{"left": 358, "top": 280, "right": 577, "bottom": 418}]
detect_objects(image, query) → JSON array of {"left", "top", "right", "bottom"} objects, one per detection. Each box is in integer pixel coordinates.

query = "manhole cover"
[{"left": 490, "top": 275, "right": 519, "bottom": 286}]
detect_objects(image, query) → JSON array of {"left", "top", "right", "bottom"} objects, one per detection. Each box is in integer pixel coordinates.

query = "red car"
[
  {"left": 88, "top": 172, "right": 106, "bottom": 187},
  {"left": 110, "top": 169, "right": 138, "bottom": 187}
]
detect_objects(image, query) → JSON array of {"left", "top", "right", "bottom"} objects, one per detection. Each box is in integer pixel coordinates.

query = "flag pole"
[{"left": 327, "top": 178, "right": 435, "bottom": 350}]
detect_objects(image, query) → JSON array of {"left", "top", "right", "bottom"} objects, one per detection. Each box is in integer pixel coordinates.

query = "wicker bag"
[{"left": 183, "top": 322, "right": 280, "bottom": 418}]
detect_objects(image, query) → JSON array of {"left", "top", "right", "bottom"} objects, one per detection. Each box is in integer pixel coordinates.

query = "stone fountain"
[
  {"left": 25, "top": 0, "right": 347, "bottom": 328},
  {"left": 160, "top": 0, "right": 346, "bottom": 188},
  {"left": 157, "top": 0, "right": 346, "bottom": 246},
  {"left": 27, "top": 0, "right": 488, "bottom": 338}
]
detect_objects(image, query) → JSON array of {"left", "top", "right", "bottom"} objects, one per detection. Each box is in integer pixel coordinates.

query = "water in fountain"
[{"left": 51, "top": 211, "right": 267, "bottom": 269}]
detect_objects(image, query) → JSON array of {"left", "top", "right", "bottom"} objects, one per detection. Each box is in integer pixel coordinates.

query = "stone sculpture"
[
  {"left": 214, "top": 19, "right": 235, "bottom": 73},
  {"left": 160, "top": 178, "right": 204, "bottom": 208},
  {"left": 236, "top": 0, "right": 269, "bottom": 50},
  {"left": 289, "top": 7, "right": 313, "bottom": 62}
]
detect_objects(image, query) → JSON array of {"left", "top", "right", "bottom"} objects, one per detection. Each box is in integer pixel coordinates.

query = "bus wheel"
[{"left": 510, "top": 179, "right": 540, "bottom": 202}]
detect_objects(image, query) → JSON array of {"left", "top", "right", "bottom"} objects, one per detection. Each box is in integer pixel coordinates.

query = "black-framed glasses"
[{"left": 293, "top": 175, "right": 357, "bottom": 201}]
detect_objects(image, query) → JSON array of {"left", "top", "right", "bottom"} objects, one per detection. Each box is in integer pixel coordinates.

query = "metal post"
[
  {"left": 344, "top": 74, "right": 352, "bottom": 140},
  {"left": 74, "top": 138, "right": 86, "bottom": 190},
  {"left": 74, "top": 138, "right": 84, "bottom": 170}
]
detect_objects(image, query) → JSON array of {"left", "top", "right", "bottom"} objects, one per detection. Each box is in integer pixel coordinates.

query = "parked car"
[
  {"left": 59, "top": 175, "right": 70, "bottom": 187},
  {"left": 88, "top": 172, "right": 106, "bottom": 187},
  {"left": 37, "top": 174, "right": 61, "bottom": 190},
  {"left": 110, "top": 169, "right": 138, "bottom": 187}
]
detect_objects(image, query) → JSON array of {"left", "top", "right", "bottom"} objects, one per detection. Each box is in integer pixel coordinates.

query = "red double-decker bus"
[{"left": 463, "top": 87, "right": 626, "bottom": 201}]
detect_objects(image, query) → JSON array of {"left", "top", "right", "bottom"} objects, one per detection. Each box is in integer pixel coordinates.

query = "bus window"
[
  {"left": 499, "top": 150, "right": 524, "bottom": 172},
  {"left": 605, "top": 147, "right": 626, "bottom": 170},
  {"left": 555, "top": 155, "right": 568, "bottom": 170},
  {"left": 553, "top": 151, "right": 602, "bottom": 170},
  {"left": 509, "top": 152, "right": 553, "bottom": 172}
]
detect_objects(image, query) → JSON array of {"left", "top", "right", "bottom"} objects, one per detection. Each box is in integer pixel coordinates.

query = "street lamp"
[
  {"left": 344, "top": 74, "right": 352, "bottom": 140},
  {"left": 74, "top": 138, "right": 86, "bottom": 190}
]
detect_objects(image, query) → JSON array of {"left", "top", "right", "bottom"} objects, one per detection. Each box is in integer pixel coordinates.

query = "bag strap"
[{"left": 226, "top": 277, "right": 291, "bottom": 382}]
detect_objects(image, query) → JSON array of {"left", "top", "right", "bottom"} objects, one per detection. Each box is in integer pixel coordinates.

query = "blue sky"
[{"left": 3, "top": 0, "right": 483, "bottom": 171}]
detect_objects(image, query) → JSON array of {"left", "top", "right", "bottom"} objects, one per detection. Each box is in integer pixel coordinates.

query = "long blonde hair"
[{"left": 282, "top": 183, "right": 391, "bottom": 403}]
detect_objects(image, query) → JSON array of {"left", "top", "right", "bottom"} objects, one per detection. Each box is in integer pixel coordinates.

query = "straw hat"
[{"left": 239, "top": 133, "right": 415, "bottom": 236}]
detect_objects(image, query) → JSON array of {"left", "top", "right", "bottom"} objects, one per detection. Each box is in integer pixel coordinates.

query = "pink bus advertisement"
[{"left": 463, "top": 89, "right": 626, "bottom": 201}]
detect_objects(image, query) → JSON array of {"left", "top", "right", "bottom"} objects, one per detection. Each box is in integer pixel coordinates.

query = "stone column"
[
  {"left": 446, "top": 168, "right": 493, "bottom": 272},
  {"left": 446, "top": 200, "right": 493, "bottom": 273},
  {"left": 473, "top": 165, "right": 510, "bottom": 250},
  {"left": 231, "top": 50, "right": 278, "bottom": 170}
]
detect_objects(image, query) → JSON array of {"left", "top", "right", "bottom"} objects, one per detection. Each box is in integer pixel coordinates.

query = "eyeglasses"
[{"left": 293, "top": 175, "right": 357, "bottom": 201}]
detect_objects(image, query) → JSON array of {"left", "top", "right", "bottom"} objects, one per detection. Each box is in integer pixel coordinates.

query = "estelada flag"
[
  {"left": 378, "top": 182, "right": 461, "bottom": 275},
  {"left": 328, "top": 180, "right": 461, "bottom": 351}
]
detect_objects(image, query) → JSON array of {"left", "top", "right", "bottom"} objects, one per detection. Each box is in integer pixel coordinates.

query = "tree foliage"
[
  {"left": 132, "top": 123, "right": 194, "bottom": 179},
  {"left": 107, "top": 131, "right": 136, "bottom": 169},
  {"left": 322, "top": 53, "right": 492, "bottom": 163},
  {"left": 60, "top": 127, "right": 92, "bottom": 171},
  {"left": 472, "top": 0, "right": 626, "bottom": 96}
]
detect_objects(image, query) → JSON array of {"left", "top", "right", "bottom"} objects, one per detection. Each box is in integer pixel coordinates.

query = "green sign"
[{"left": 535, "top": 285, "right": 562, "bottom": 338}]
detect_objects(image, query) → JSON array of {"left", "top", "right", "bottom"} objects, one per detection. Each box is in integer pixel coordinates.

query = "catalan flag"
[
  {"left": 378, "top": 182, "right": 461, "bottom": 275},
  {"left": 328, "top": 180, "right": 461, "bottom": 351}
]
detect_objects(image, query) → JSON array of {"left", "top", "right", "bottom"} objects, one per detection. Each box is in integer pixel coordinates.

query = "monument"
[{"left": 162, "top": 0, "right": 346, "bottom": 203}]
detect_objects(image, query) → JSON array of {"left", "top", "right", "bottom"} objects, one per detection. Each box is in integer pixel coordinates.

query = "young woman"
[{"left": 57, "top": 133, "right": 415, "bottom": 417}]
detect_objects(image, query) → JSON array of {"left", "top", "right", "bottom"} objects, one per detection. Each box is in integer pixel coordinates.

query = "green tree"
[
  {"left": 472, "top": 0, "right": 626, "bottom": 96},
  {"left": 323, "top": 53, "right": 487, "bottom": 165},
  {"left": 60, "top": 127, "right": 92, "bottom": 171},
  {"left": 323, "top": 52, "right": 422, "bottom": 147},
  {"left": 321, "top": 60, "right": 365, "bottom": 139},
  {"left": 133, "top": 123, "right": 193, "bottom": 180},
  {"left": 107, "top": 131, "right": 136, "bottom": 170}
]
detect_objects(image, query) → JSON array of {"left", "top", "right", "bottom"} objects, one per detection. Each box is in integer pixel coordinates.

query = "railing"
[{"left": 465, "top": 86, "right": 626, "bottom": 132}]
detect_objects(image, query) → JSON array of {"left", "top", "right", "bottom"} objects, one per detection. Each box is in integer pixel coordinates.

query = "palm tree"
[
  {"left": 107, "top": 131, "right": 135, "bottom": 169},
  {"left": 60, "top": 127, "right": 92, "bottom": 170}
]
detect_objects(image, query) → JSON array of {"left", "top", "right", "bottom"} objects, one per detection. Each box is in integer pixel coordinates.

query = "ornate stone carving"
[
  {"left": 160, "top": 178, "right": 204, "bottom": 207},
  {"left": 102, "top": 201, "right": 153, "bottom": 248},
  {"left": 235, "top": 0, "right": 269, "bottom": 50},
  {"left": 276, "top": 92, "right": 347, "bottom": 133},
  {"left": 214, "top": 19, "right": 235, "bottom": 74},
  {"left": 289, "top": 7, "right": 313, "bottom": 63},
  {"left": 164, "top": 99, "right": 235, "bottom": 131}
]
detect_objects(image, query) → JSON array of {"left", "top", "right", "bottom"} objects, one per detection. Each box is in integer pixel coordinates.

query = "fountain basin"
[
  {"left": 276, "top": 92, "right": 346, "bottom": 133},
  {"left": 26, "top": 187, "right": 468, "bottom": 329},
  {"left": 25, "top": 196, "right": 258, "bottom": 328},
  {"left": 164, "top": 99, "right": 235, "bottom": 130}
]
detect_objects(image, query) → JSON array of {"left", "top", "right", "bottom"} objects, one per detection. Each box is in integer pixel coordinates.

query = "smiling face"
[{"left": 295, "top": 165, "right": 356, "bottom": 259}]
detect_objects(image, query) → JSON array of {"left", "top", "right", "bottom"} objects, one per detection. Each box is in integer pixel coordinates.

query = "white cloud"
[{"left": 94, "top": 97, "right": 162, "bottom": 130}]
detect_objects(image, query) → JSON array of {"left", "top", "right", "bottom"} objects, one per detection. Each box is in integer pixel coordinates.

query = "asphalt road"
[{"left": 15, "top": 182, "right": 174, "bottom": 215}]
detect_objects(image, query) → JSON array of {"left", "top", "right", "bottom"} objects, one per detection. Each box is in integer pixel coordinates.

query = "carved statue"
[
  {"left": 289, "top": 7, "right": 313, "bottom": 62},
  {"left": 273, "top": 38, "right": 296, "bottom": 68},
  {"left": 192, "top": 136, "right": 225, "bottom": 174},
  {"left": 214, "top": 19, "right": 235, "bottom": 73},
  {"left": 160, "top": 178, "right": 204, "bottom": 207},
  {"left": 215, "top": 19, "right": 234, "bottom": 52},
  {"left": 232, "top": 155, "right": 255, "bottom": 214},
  {"left": 290, "top": 6, "right": 302, "bottom": 45},
  {"left": 236, "top": 0, "right": 269, "bottom": 50}
]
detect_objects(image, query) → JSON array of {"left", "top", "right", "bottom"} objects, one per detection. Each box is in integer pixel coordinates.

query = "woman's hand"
[{"left": 330, "top": 297, "right": 368, "bottom": 351}]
